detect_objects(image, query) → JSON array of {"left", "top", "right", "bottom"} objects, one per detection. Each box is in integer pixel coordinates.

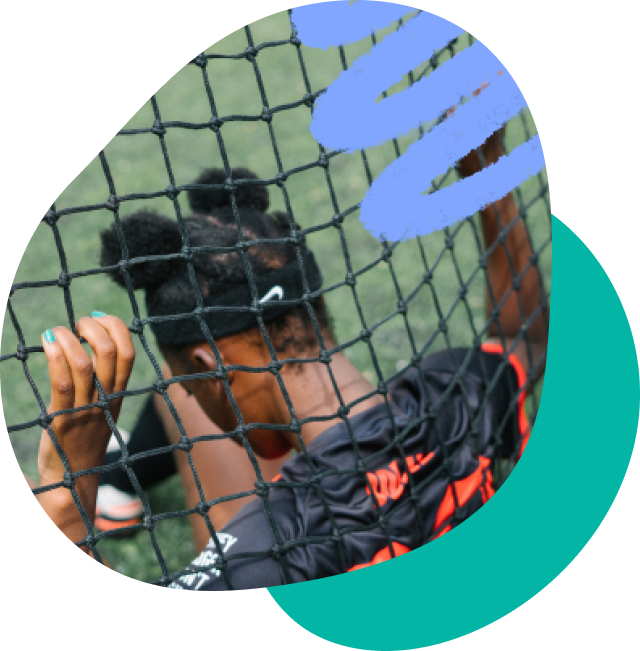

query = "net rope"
[{"left": 2, "top": 11, "right": 551, "bottom": 586}]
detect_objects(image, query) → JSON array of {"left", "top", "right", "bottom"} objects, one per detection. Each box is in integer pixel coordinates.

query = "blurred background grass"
[{"left": 1, "top": 9, "right": 550, "bottom": 583}]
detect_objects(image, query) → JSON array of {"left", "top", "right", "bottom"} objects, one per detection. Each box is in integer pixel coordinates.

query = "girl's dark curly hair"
[{"left": 100, "top": 167, "right": 333, "bottom": 360}]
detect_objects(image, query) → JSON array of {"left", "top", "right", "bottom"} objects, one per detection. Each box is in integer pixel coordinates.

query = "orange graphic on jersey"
[
  {"left": 433, "top": 455, "right": 494, "bottom": 530},
  {"left": 366, "top": 451, "right": 435, "bottom": 507},
  {"left": 348, "top": 541, "right": 411, "bottom": 572}
]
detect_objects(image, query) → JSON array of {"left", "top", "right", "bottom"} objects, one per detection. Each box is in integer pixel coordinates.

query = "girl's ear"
[{"left": 191, "top": 344, "right": 235, "bottom": 386}]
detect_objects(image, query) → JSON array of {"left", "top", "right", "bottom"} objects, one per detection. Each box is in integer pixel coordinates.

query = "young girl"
[{"left": 33, "top": 137, "right": 548, "bottom": 589}]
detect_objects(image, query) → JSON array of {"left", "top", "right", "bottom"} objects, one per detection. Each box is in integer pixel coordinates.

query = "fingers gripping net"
[{"left": 2, "top": 10, "right": 551, "bottom": 586}]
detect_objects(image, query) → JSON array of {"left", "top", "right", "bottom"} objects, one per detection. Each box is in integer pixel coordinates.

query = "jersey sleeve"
[
  {"left": 391, "top": 344, "right": 531, "bottom": 461},
  {"left": 479, "top": 342, "right": 530, "bottom": 459},
  {"left": 167, "top": 499, "right": 286, "bottom": 591}
]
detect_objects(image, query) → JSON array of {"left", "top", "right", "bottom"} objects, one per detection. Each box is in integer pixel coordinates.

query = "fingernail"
[
  {"left": 43, "top": 329, "right": 55, "bottom": 344},
  {"left": 92, "top": 311, "right": 107, "bottom": 318}
]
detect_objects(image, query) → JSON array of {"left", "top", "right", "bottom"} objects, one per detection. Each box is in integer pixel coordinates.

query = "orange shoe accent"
[
  {"left": 271, "top": 473, "right": 282, "bottom": 483},
  {"left": 94, "top": 515, "right": 141, "bottom": 532},
  {"left": 348, "top": 541, "right": 411, "bottom": 572}
]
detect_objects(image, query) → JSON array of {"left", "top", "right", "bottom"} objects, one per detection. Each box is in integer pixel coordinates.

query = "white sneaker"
[
  {"left": 106, "top": 427, "right": 131, "bottom": 453},
  {"left": 95, "top": 485, "right": 144, "bottom": 534}
]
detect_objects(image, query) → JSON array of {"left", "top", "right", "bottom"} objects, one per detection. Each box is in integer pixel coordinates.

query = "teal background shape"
[{"left": 268, "top": 216, "right": 639, "bottom": 649}]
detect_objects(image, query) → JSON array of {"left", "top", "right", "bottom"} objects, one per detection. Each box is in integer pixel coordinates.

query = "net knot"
[
  {"left": 38, "top": 412, "right": 53, "bottom": 428},
  {"left": 345, "top": 273, "right": 356, "bottom": 287},
  {"left": 303, "top": 92, "right": 315, "bottom": 107},
  {"left": 288, "top": 417, "right": 301, "bottom": 434},
  {"left": 331, "top": 213, "right": 344, "bottom": 228},
  {"left": 439, "top": 319, "right": 448, "bottom": 333},
  {"left": 268, "top": 360, "right": 283, "bottom": 375},
  {"left": 195, "top": 501, "right": 210, "bottom": 516},
  {"left": 178, "top": 438, "right": 193, "bottom": 452},
  {"left": 43, "top": 209, "right": 58, "bottom": 226},
  {"left": 423, "top": 269, "right": 433, "bottom": 283},
  {"left": 181, "top": 246, "right": 193, "bottom": 262},
  {"left": 151, "top": 120, "right": 166, "bottom": 136},
  {"left": 143, "top": 516, "right": 154, "bottom": 531},
  {"left": 271, "top": 543, "right": 284, "bottom": 561},
  {"left": 261, "top": 107, "right": 272, "bottom": 122},
  {"left": 397, "top": 300, "right": 408, "bottom": 315},
  {"left": 411, "top": 354, "right": 422, "bottom": 367},
  {"left": 511, "top": 277, "right": 521, "bottom": 291},
  {"left": 318, "top": 152, "right": 328, "bottom": 168},
  {"left": 275, "top": 172, "right": 288, "bottom": 187},
  {"left": 224, "top": 177, "right": 236, "bottom": 194},
  {"left": 445, "top": 234, "right": 454, "bottom": 249},
  {"left": 209, "top": 117, "right": 223, "bottom": 131},
  {"left": 63, "top": 470, "right": 74, "bottom": 489},
  {"left": 106, "top": 195, "right": 119, "bottom": 212},
  {"left": 331, "top": 528, "right": 341, "bottom": 544},
  {"left": 377, "top": 380, "right": 387, "bottom": 394},
  {"left": 289, "top": 227, "right": 302, "bottom": 245},
  {"left": 118, "top": 259, "right": 131, "bottom": 275},
  {"left": 359, "top": 328, "right": 371, "bottom": 343},
  {"left": 254, "top": 481, "right": 269, "bottom": 498},
  {"left": 129, "top": 318, "right": 143, "bottom": 334},
  {"left": 83, "top": 534, "right": 96, "bottom": 549},
  {"left": 290, "top": 34, "right": 301, "bottom": 46},
  {"left": 15, "top": 343, "right": 28, "bottom": 362},
  {"left": 478, "top": 254, "right": 487, "bottom": 269},
  {"left": 319, "top": 350, "right": 331, "bottom": 365},
  {"left": 191, "top": 53, "right": 207, "bottom": 68},
  {"left": 356, "top": 459, "right": 366, "bottom": 474},
  {"left": 529, "top": 251, "right": 539, "bottom": 265},
  {"left": 244, "top": 46, "right": 258, "bottom": 61},
  {"left": 153, "top": 379, "right": 167, "bottom": 394},
  {"left": 57, "top": 272, "right": 71, "bottom": 288},
  {"left": 97, "top": 400, "right": 110, "bottom": 411},
  {"left": 381, "top": 246, "right": 393, "bottom": 262},
  {"left": 165, "top": 185, "right": 180, "bottom": 201},
  {"left": 458, "top": 286, "right": 468, "bottom": 299},
  {"left": 336, "top": 405, "right": 349, "bottom": 419}
]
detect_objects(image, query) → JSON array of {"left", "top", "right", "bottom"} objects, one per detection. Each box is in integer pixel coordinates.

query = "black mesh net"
[{"left": 1, "top": 9, "right": 550, "bottom": 585}]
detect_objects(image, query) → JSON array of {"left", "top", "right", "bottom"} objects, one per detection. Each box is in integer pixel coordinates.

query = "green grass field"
[{"left": 0, "top": 10, "right": 551, "bottom": 583}]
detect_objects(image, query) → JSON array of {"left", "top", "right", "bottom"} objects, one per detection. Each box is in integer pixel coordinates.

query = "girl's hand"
[{"left": 37, "top": 313, "right": 135, "bottom": 510}]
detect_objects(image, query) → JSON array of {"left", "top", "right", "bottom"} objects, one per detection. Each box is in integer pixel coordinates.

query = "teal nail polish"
[
  {"left": 92, "top": 311, "right": 107, "bottom": 318},
  {"left": 44, "top": 329, "right": 55, "bottom": 344}
]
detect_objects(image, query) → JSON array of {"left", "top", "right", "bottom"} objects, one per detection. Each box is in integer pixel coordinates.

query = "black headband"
[{"left": 145, "top": 249, "right": 323, "bottom": 345}]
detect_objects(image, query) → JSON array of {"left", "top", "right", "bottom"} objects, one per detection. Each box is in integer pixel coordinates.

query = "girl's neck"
[{"left": 281, "top": 351, "right": 385, "bottom": 451}]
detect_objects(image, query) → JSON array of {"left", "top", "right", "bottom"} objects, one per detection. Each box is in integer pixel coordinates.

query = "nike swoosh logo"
[{"left": 259, "top": 285, "right": 284, "bottom": 303}]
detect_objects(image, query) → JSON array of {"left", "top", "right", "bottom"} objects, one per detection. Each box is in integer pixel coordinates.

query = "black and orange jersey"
[{"left": 169, "top": 345, "right": 528, "bottom": 591}]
